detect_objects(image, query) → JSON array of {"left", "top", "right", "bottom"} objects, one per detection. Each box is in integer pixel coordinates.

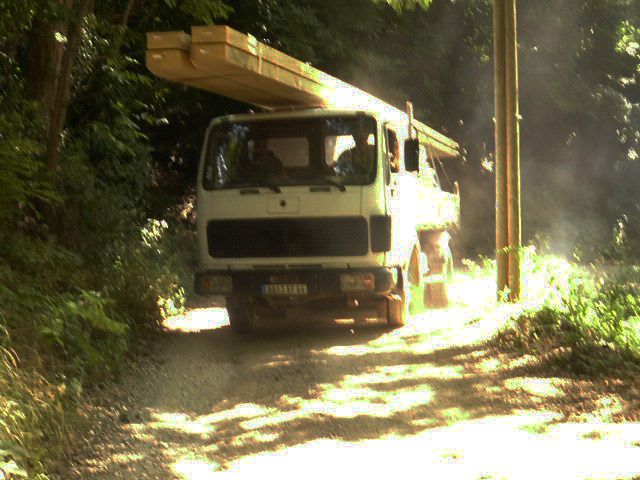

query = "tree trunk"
[
  {"left": 121, "top": 0, "right": 136, "bottom": 26},
  {"left": 27, "top": 0, "right": 74, "bottom": 121},
  {"left": 45, "top": 0, "right": 95, "bottom": 180}
]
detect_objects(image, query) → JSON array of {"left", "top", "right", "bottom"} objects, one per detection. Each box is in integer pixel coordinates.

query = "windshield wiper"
[
  {"left": 317, "top": 178, "right": 346, "bottom": 192},
  {"left": 260, "top": 184, "right": 282, "bottom": 193}
]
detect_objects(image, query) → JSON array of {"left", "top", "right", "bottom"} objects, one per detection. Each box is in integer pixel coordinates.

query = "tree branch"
[
  {"left": 121, "top": 0, "right": 136, "bottom": 27},
  {"left": 45, "top": 0, "right": 95, "bottom": 179}
]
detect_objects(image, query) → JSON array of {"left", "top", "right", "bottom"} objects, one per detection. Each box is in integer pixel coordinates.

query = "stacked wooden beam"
[{"left": 146, "top": 25, "right": 459, "bottom": 157}]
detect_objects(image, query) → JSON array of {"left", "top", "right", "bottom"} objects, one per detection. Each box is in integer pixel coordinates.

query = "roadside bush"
[
  {"left": 0, "top": 216, "right": 195, "bottom": 478},
  {"left": 495, "top": 264, "right": 640, "bottom": 373},
  {"left": 40, "top": 291, "right": 128, "bottom": 379},
  {"left": 103, "top": 217, "right": 195, "bottom": 332}
]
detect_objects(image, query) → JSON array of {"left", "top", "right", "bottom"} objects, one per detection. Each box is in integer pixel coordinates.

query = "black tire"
[
  {"left": 226, "top": 295, "right": 253, "bottom": 334},
  {"left": 387, "top": 254, "right": 419, "bottom": 328},
  {"left": 386, "top": 293, "right": 408, "bottom": 327}
]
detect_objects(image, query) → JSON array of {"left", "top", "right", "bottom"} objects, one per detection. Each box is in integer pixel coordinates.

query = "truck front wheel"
[
  {"left": 387, "top": 258, "right": 418, "bottom": 328},
  {"left": 386, "top": 293, "right": 408, "bottom": 327}
]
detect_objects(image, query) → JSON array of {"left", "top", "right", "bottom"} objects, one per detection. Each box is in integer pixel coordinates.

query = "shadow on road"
[{"left": 67, "top": 301, "right": 640, "bottom": 479}]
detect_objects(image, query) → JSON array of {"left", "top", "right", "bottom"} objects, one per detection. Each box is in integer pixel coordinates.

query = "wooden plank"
[
  {"left": 145, "top": 25, "right": 460, "bottom": 157},
  {"left": 147, "top": 31, "right": 191, "bottom": 51},
  {"left": 192, "top": 26, "right": 313, "bottom": 79},
  {"left": 191, "top": 43, "right": 325, "bottom": 106},
  {"left": 146, "top": 49, "right": 207, "bottom": 81}
]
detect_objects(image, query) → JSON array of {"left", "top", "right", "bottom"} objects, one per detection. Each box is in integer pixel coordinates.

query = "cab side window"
[{"left": 386, "top": 128, "right": 399, "bottom": 174}]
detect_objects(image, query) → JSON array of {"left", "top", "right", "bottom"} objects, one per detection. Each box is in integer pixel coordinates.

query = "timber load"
[{"left": 146, "top": 25, "right": 459, "bottom": 158}]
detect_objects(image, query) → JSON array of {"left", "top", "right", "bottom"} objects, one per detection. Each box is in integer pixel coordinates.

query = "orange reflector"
[{"left": 340, "top": 273, "right": 375, "bottom": 292}]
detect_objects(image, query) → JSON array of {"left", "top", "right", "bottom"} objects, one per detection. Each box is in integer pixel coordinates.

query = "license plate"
[{"left": 262, "top": 283, "right": 308, "bottom": 296}]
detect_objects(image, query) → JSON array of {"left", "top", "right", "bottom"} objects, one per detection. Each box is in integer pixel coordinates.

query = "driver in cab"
[
  {"left": 249, "top": 137, "right": 286, "bottom": 181},
  {"left": 334, "top": 125, "right": 375, "bottom": 181}
]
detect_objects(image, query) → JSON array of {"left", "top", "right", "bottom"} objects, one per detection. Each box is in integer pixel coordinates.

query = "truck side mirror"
[{"left": 404, "top": 138, "right": 419, "bottom": 172}]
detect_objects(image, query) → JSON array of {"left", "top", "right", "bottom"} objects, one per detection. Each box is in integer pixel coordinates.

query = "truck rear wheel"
[{"left": 226, "top": 295, "right": 253, "bottom": 334}]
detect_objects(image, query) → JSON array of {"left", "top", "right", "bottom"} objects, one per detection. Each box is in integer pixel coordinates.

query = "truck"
[{"left": 146, "top": 26, "right": 461, "bottom": 332}]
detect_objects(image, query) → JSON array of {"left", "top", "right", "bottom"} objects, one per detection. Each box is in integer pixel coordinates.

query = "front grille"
[{"left": 207, "top": 217, "right": 368, "bottom": 258}]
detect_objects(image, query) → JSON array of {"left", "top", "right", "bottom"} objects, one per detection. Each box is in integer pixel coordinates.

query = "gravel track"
[{"left": 64, "top": 281, "right": 640, "bottom": 479}]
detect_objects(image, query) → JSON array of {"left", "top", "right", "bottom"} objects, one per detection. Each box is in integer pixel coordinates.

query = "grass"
[
  {"left": 0, "top": 341, "right": 70, "bottom": 479},
  {"left": 492, "top": 250, "right": 640, "bottom": 376}
]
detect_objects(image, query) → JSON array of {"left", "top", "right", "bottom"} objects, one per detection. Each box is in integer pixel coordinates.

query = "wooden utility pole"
[
  {"left": 494, "top": 0, "right": 509, "bottom": 298},
  {"left": 493, "top": 0, "right": 521, "bottom": 301}
]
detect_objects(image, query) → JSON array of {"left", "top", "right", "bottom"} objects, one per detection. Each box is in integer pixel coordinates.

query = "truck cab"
[{"left": 194, "top": 107, "right": 460, "bottom": 332}]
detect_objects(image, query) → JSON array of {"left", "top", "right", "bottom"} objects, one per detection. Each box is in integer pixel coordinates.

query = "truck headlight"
[
  {"left": 196, "top": 273, "right": 232, "bottom": 295},
  {"left": 340, "top": 273, "right": 375, "bottom": 292}
]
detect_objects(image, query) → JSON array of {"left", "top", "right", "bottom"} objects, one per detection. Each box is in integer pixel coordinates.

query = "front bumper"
[{"left": 195, "top": 267, "right": 397, "bottom": 299}]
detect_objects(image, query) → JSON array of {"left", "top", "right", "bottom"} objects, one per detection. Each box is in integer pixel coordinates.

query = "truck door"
[
  {"left": 384, "top": 125, "right": 412, "bottom": 266},
  {"left": 384, "top": 125, "right": 399, "bottom": 215}
]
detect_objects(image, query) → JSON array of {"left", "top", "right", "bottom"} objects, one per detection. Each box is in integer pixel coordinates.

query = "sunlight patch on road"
[
  {"left": 148, "top": 412, "right": 216, "bottom": 436},
  {"left": 232, "top": 363, "right": 443, "bottom": 431},
  {"left": 344, "top": 364, "right": 465, "bottom": 385},
  {"left": 447, "top": 272, "right": 496, "bottom": 308},
  {"left": 477, "top": 357, "right": 503, "bottom": 372},
  {"left": 504, "top": 354, "right": 538, "bottom": 369},
  {"left": 579, "top": 395, "right": 626, "bottom": 423},
  {"left": 440, "top": 407, "right": 472, "bottom": 424},
  {"left": 172, "top": 456, "right": 220, "bottom": 478},
  {"left": 309, "top": 365, "right": 438, "bottom": 417},
  {"left": 163, "top": 307, "right": 229, "bottom": 332},
  {"left": 220, "top": 412, "right": 640, "bottom": 478},
  {"left": 261, "top": 354, "right": 294, "bottom": 368},
  {"left": 318, "top": 301, "right": 522, "bottom": 359},
  {"left": 230, "top": 431, "right": 281, "bottom": 447},
  {"left": 503, "top": 377, "right": 567, "bottom": 398},
  {"left": 141, "top": 403, "right": 275, "bottom": 438},
  {"left": 239, "top": 383, "right": 435, "bottom": 429},
  {"left": 109, "top": 453, "right": 145, "bottom": 464},
  {"left": 299, "top": 373, "right": 431, "bottom": 416}
]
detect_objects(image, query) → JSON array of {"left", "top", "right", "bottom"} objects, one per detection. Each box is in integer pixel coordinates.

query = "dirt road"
[{"left": 65, "top": 275, "right": 640, "bottom": 479}]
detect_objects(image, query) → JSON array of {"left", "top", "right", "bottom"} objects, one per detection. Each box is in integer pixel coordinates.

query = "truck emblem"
[{"left": 280, "top": 200, "right": 287, "bottom": 208}]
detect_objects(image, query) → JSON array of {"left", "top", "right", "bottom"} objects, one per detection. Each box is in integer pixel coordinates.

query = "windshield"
[{"left": 202, "top": 115, "right": 377, "bottom": 190}]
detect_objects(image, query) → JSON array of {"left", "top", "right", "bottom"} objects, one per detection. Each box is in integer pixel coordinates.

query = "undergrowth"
[
  {"left": 494, "top": 254, "right": 640, "bottom": 375},
  {"left": 0, "top": 335, "right": 68, "bottom": 480},
  {"left": 0, "top": 219, "right": 195, "bottom": 478}
]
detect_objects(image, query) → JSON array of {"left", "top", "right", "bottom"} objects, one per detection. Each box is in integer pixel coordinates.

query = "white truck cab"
[{"left": 194, "top": 107, "right": 460, "bottom": 332}]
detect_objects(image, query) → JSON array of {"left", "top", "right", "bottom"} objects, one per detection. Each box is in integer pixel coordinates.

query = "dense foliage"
[
  {"left": 1, "top": 0, "right": 639, "bottom": 478},
  {"left": 496, "top": 264, "right": 640, "bottom": 375}
]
